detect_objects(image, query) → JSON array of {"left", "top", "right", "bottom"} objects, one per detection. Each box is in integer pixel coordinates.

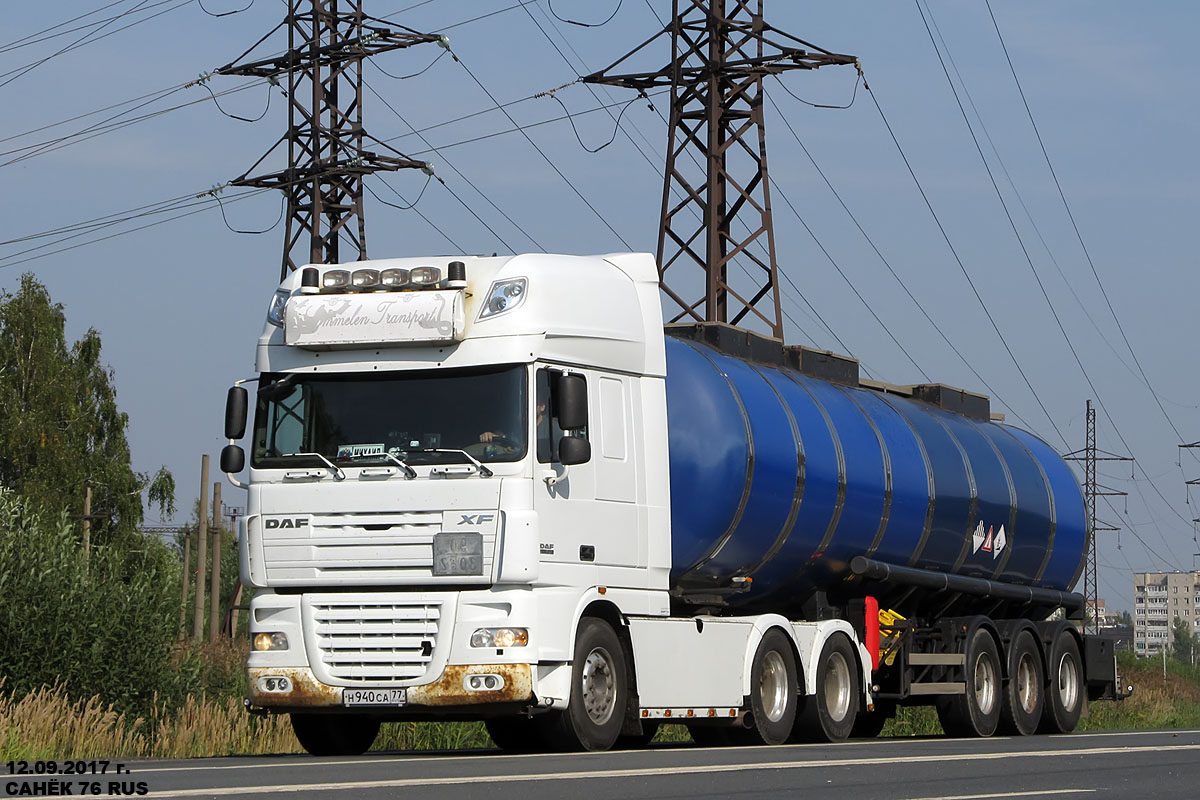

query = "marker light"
[
  {"left": 322, "top": 270, "right": 350, "bottom": 289},
  {"left": 478, "top": 278, "right": 527, "bottom": 320},
  {"left": 409, "top": 266, "right": 442, "bottom": 287},
  {"left": 266, "top": 289, "right": 290, "bottom": 327},
  {"left": 352, "top": 269, "right": 381, "bottom": 289},
  {"left": 253, "top": 632, "right": 289, "bottom": 651},
  {"left": 380, "top": 268, "right": 410, "bottom": 288},
  {"left": 300, "top": 267, "right": 319, "bottom": 294},
  {"left": 469, "top": 627, "right": 528, "bottom": 648},
  {"left": 447, "top": 260, "right": 467, "bottom": 289}
]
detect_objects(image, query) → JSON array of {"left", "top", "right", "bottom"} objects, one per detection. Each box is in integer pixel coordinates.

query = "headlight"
[
  {"left": 478, "top": 278, "right": 527, "bottom": 320},
  {"left": 352, "top": 269, "right": 380, "bottom": 289},
  {"left": 409, "top": 266, "right": 442, "bottom": 286},
  {"left": 253, "top": 632, "right": 289, "bottom": 651},
  {"left": 266, "top": 289, "right": 290, "bottom": 327},
  {"left": 470, "top": 627, "right": 528, "bottom": 648},
  {"left": 322, "top": 269, "right": 350, "bottom": 290},
  {"left": 380, "top": 268, "right": 409, "bottom": 288}
]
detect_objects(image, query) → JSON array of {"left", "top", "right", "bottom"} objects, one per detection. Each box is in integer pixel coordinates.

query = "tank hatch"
[{"left": 664, "top": 322, "right": 860, "bottom": 387}]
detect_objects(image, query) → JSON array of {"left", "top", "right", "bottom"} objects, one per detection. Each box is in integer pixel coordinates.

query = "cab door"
[{"left": 533, "top": 368, "right": 642, "bottom": 574}]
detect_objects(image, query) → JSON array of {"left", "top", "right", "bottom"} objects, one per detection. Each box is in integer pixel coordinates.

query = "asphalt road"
[{"left": 8, "top": 729, "right": 1198, "bottom": 800}]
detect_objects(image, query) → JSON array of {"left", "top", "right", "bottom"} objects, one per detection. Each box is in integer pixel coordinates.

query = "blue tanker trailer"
[{"left": 225, "top": 253, "right": 1126, "bottom": 754}]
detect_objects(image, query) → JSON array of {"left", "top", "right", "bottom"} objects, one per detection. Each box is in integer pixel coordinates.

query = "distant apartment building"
[
  {"left": 1132, "top": 570, "right": 1200, "bottom": 655},
  {"left": 1086, "top": 598, "right": 1119, "bottom": 628}
]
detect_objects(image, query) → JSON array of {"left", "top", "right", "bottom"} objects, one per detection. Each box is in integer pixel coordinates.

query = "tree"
[
  {"left": 0, "top": 273, "right": 173, "bottom": 541},
  {"left": 1171, "top": 615, "right": 1197, "bottom": 664},
  {"left": 1116, "top": 610, "right": 1133, "bottom": 628}
]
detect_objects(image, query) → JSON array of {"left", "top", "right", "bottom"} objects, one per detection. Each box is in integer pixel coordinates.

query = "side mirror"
[
  {"left": 225, "top": 386, "right": 248, "bottom": 440},
  {"left": 559, "top": 436, "right": 590, "bottom": 466},
  {"left": 555, "top": 374, "right": 588, "bottom": 430},
  {"left": 221, "top": 444, "right": 245, "bottom": 474}
]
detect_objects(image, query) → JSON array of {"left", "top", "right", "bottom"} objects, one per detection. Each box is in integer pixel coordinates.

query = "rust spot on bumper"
[
  {"left": 408, "top": 664, "right": 533, "bottom": 706},
  {"left": 248, "top": 666, "right": 343, "bottom": 707},
  {"left": 247, "top": 664, "right": 533, "bottom": 709}
]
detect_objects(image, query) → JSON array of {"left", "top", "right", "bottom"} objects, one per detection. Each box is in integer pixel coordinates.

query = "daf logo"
[
  {"left": 265, "top": 517, "right": 309, "bottom": 529},
  {"left": 458, "top": 514, "right": 495, "bottom": 526}
]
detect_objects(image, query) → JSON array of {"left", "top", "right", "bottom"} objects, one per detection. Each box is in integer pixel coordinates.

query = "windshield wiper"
[
  {"left": 281, "top": 452, "right": 345, "bottom": 481},
  {"left": 340, "top": 451, "right": 417, "bottom": 479},
  {"left": 408, "top": 448, "right": 494, "bottom": 478}
]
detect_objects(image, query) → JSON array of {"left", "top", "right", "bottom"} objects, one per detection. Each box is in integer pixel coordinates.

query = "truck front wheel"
[
  {"left": 290, "top": 713, "right": 379, "bottom": 756},
  {"left": 539, "top": 617, "right": 627, "bottom": 751}
]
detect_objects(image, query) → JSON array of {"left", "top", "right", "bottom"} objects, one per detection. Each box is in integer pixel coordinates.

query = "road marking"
[
  {"left": 143, "top": 742, "right": 1200, "bottom": 796},
  {"left": 129, "top": 728, "right": 1200, "bottom": 774},
  {"left": 901, "top": 791, "right": 1094, "bottom": 800}
]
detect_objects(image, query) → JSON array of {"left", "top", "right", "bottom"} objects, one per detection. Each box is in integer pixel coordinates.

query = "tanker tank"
[{"left": 663, "top": 327, "right": 1087, "bottom": 618}]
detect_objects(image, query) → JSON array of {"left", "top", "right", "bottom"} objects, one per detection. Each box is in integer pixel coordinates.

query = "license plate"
[
  {"left": 433, "top": 532, "right": 484, "bottom": 576},
  {"left": 343, "top": 688, "right": 407, "bottom": 707}
]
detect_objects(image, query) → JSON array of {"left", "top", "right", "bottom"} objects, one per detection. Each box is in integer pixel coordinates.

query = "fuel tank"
[{"left": 664, "top": 331, "right": 1087, "bottom": 615}]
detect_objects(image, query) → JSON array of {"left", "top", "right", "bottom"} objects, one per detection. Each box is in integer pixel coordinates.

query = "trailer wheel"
[
  {"left": 539, "top": 617, "right": 627, "bottom": 751},
  {"left": 999, "top": 630, "right": 1044, "bottom": 736},
  {"left": 485, "top": 717, "right": 541, "bottom": 752},
  {"left": 793, "top": 632, "right": 859, "bottom": 743},
  {"left": 1038, "top": 630, "right": 1083, "bottom": 734},
  {"left": 731, "top": 628, "right": 799, "bottom": 745},
  {"left": 937, "top": 627, "right": 1001, "bottom": 737},
  {"left": 290, "top": 713, "right": 379, "bottom": 756}
]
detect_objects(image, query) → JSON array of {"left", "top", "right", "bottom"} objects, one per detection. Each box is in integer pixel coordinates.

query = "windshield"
[{"left": 251, "top": 365, "right": 528, "bottom": 469}]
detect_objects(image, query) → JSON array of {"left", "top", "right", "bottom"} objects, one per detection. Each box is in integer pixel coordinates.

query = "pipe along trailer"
[{"left": 221, "top": 253, "right": 1128, "bottom": 754}]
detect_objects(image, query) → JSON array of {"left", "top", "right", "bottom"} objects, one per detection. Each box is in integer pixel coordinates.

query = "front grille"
[{"left": 310, "top": 600, "right": 441, "bottom": 683}]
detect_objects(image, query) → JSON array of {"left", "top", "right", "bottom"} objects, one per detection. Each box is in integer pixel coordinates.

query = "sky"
[{"left": 2, "top": 0, "right": 1198, "bottom": 614}]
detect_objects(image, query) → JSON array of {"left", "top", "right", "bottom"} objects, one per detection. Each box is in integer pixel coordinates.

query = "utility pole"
[
  {"left": 216, "top": 1, "right": 441, "bottom": 280},
  {"left": 585, "top": 0, "right": 855, "bottom": 339},
  {"left": 208, "top": 481, "right": 223, "bottom": 641},
  {"left": 192, "top": 454, "right": 210, "bottom": 641},
  {"left": 1064, "top": 400, "right": 1131, "bottom": 636},
  {"left": 224, "top": 505, "right": 245, "bottom": 637}
]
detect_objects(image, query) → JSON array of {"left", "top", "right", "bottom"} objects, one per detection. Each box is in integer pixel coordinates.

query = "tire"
[
  {"left": 731, "top": 629, "right": 799, "bottom": 745},
  {"left": 537, "top": 617, "right": 627, "bottom": 752},
  {"left": 850, "top": 701, "right": 895, "bottom": 739},
  {"left": 1038, "top": 630, "right": 1083, "bottom": 734},
  {"left": 290, "top": 713, "right": 379, "bottom": 756},
  {"left": 936, "top": 627, "right": 1001, "bottom": 738},
  {"left": 999, "top": 630, "right": 1044, "bottom": 736},
  {"left": 614, "top": 720, "right": 660, "bottom": 749},
  {"left": 485, "top": 717, "right": 541, "bottom": 752},
  {"left": 792, "top": 633, "right": 859, "bottom": 743}
]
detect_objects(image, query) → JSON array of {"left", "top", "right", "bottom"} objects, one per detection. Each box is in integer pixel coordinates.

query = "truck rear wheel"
[
  {"left": 731, "top": 628, "right": 798, "bottom": 745},
  {"left": 792, "top": 632, "right": 858, "bottom": 743},
  {"left": 290, "top": 713, "right": 379, "bottom": 756},
  {"left": 1038, "top": 630, "right": 1083, "bottom": 734},
  {"left": 937, "top": 627, "right": 1001, "bottom": 737},
  {"left": 999, "top": 630, "right": 1044, "bottom": 736},
  {"left": 538, "top": 617, "right": 627, "bottom": 751}
]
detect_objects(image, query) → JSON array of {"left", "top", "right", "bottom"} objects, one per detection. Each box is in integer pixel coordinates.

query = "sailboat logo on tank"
[{"left": 972, "top": 521, "right": 1007, "bottom": 559}]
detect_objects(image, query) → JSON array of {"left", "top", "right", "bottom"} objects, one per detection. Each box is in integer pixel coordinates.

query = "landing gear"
[
  {"left": 290, "top": 713, "right": 379, "bottom": 756},
  {"left": 937, "top": 627, "right": 1001, "bottom": 737},
  {"left": 793, "top": 633, "right": 859, "bottom": 743},
  {"left": 538, "top": 617, "right": 628, "bottom": 751}
]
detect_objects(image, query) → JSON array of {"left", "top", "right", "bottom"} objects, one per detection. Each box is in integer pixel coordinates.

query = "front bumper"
[{"left": 247, "top": 663, "right": 534, "bottom": 709}]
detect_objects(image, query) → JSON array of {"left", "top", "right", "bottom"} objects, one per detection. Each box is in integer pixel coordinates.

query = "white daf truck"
[{"left": 223, "top": 253, "right": 1118, "bottom": 754}]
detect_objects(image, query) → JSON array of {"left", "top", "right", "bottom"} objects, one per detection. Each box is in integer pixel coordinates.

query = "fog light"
[
  {"left": 253, "top": 632, "right": 289, "bottom": 651},
  {"left": 464, "top": 673, "right": 505, "bottom": 692},
  {"left": 257, "top": 676, "right": 292, "bottom": 693}
]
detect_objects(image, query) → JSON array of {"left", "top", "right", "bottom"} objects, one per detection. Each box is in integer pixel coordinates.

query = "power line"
[
  {"left": 984, "top": 0, "right": 1198, "bottom": 467},
  {"left": 548, "top": 0, "right": 623, "bottom": 28},
  {"left": 0, "top": 0, "right": 132, "bottom": 54},
  {"left": 451, "top": 50, "right": 633, "bottom": 250},
  {"left": 916, "top": 0, "right": 1193, "bottom": 563}
]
